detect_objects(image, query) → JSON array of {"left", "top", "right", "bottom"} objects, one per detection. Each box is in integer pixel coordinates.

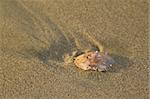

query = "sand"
[{"left": 0, "top": 0, "right": 149, "bottom": 98}]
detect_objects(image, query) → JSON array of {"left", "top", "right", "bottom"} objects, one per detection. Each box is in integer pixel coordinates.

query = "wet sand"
[{"left": 0, "top": 0, "right": 149, "bottom": 98}]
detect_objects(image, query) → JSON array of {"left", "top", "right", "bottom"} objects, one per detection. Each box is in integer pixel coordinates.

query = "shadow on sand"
[{"left": 108, "top": 54, "right": 132, "bottom": 73}]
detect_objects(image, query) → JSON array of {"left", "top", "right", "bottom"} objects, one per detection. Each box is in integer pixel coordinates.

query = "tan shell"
[
  {"left": 74, "top": 51, "right": 114, "bottom": 71},
  {"left": 74, "top": 51, "right": 99, "bottom": 70}
]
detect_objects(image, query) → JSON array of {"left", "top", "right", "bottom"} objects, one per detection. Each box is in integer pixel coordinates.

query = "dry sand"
[{"left": 0, "top": 0, "right": 149, "bottom": 98}]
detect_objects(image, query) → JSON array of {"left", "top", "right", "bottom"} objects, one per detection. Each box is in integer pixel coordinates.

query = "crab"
[{"left": 73, "top": 51, "right": 115, "bottom": 72}]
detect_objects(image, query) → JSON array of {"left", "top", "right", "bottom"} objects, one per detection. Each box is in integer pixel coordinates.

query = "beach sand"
[{"left": 0, "top": 0, "right": 149, "bottom": 98}]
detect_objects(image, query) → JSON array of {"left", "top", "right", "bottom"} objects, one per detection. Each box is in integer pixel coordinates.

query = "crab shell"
[
  {"left": 74, "top": 51, "right": 114, "bottom": 71},
  {"left": 74, "top": 52, "right": 97, "bottom": 70}
]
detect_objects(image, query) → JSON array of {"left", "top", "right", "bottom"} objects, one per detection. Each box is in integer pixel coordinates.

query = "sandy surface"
[{"left": 0, "top": 0, "right": 149, "bottom": 98}]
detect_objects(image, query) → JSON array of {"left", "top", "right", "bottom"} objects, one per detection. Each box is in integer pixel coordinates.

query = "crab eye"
[{"left": 95, "top": 51, "right": 98, "bottom": 53}]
